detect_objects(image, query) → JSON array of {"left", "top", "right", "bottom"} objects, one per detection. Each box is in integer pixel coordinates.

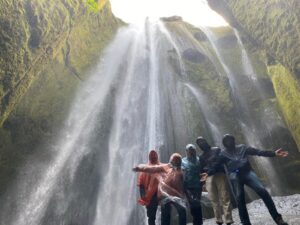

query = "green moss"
[
  {"left": 0, "top": 0, "right": 122, "bottom": 194},
  {"left": 214, "top": 0, "right": 300, "bottom": 77},
  {"left": 86, "top": 0, "right": 108, "bottom": 13},
  {"left": 268, "top": 64, "right": 300, "bottom": 151},
  {"left": 0, "top": 0, "right": 120, "bottom": 126}
]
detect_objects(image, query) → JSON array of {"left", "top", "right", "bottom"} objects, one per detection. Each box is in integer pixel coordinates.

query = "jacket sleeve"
[
  {"left": 137, "top": 164, "right": 167, "bottom": 173},
  {"left": 245, "top": 146, "right": 276, "bottom": 157},
  {"left": 207, "top": 154, "right": 227, "bottom": 176}
]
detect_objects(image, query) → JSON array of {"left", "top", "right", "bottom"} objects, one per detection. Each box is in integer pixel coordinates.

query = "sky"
[{"left": 109, "top": 0, "right": 228, "bottom": 27}]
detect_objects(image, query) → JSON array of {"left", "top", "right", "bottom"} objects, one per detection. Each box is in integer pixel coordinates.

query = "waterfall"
[
  {"left": 200, "top": 27, "right": 285, "bottom": 195},
  {"left": 0, "top": 18, "right": 295, "bottom": 225},
  {"left": 0, "top": 19, "right": 201, "bottom": 225}
]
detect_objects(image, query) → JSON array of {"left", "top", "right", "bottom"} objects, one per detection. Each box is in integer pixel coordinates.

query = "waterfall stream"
[{"left": 0, "top": 19, "right": 296, "bottom": 225}]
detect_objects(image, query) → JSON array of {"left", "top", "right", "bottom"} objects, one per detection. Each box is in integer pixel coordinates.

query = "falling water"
[
  {"left": 0, "top": 19, "right": 200, "bottom": 225},
  {"left": 201, "top": 27, "right": 284, "bottom": 194},
  {"left": 0, "top": 17, "right": 296, "bottom": 225}
]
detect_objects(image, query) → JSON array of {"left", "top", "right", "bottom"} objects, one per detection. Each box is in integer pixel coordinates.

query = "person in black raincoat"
[
  {"left": 202, "top": 134, "right": 289, "bottom": 225},
  {"left": 196, "top": 137, "right": 233, "bottom": 225}
]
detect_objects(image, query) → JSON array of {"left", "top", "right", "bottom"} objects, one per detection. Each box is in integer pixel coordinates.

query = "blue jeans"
[{"left": 230, "top": 170, "right": 281, "bottom": 225}]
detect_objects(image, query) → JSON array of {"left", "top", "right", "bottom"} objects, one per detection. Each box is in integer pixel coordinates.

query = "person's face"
[
  {"left": 171, "top": 156, "right": 181, "bottom": 168},
  {"left": 223, "top": 138, "right": 235, "bottom": 149},
  {"left": 186, "top": 149, "right": 196, "bottom": 158},
  {"left": 197, "top": 139, "right": 210, "bottom": 151},
  {"left": 149, "top": 151, "right": 158, "bottom": 164}
]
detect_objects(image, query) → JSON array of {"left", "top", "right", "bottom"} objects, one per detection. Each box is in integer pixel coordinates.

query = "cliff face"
[
  {"left": 0, "top": 0, "right": 121, "bottom": 125},
  {"left": 0, "top": 0, "right": 122, "bottom": 192},
  {"left": 207, "top": 0, "right": 300, "bottom": 151}
]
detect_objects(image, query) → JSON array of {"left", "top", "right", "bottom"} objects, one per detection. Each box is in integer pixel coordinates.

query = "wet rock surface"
[{"left": 190, "top": 194, "right": 300, "bottom": 225}]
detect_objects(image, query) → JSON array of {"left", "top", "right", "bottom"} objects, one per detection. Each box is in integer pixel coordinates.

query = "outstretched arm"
[
  {"left": 133, "top": 164, "right": 167, "bottom": 173},
  {"left": 246, "top": 146, "right": 288, "bottom": 157}
]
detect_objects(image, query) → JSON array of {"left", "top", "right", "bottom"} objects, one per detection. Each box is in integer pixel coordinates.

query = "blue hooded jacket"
[{"left": 182, "top": 156, "right": 202, "bottom": 189}]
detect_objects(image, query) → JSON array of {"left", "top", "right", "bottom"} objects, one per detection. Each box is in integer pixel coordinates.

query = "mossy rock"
[
  {"left": 209, "top": 0, "right": 300, "bottom": 78},
  {"left": 268, "top": 64, "right": 300, "bottom": 151},
  {"left": 0, "top": 0, "right": 122, "bottom": 194}
]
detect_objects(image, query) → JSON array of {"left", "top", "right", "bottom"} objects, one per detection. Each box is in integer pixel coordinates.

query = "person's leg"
[
  {"left": 146, "top": 194, "right": 158, "bottom": 225},
  {"left": 230, "top": 175, "right": 251, "bottom": 225},
  {"left": 217, "top": 173, "right": 234, "bottom": 224},
  {"left": 206, "top": 176, "right": 221, "bottom": 223},
  {"left": 206, "top": 175, "right": 223, "bottom": 224},
  {"left": 190, "top": 206, "right": 203, "bottom": 225},
  {"left": 244, "top": 171, "right": 286, "bottom": 224},
  {"left": 186, "top": 189, "right": 203, "bottom": 225},
  {"left": 173, "top": 201, "right": 187, "bottom": 225},
  {"left": 161, "top": 202, "right": 171, "bottom": 225}
]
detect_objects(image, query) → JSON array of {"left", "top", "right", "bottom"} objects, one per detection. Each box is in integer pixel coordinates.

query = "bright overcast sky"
[{"left": 109, "top": 0, "right": 228, "bottom": 27}]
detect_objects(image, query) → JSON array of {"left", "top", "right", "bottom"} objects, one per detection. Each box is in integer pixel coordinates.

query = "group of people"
[{"left": 133, "top": 134, "right": 289, "bottom": 225}]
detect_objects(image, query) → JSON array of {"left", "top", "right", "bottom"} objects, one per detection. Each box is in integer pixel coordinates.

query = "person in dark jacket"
[
  {"left": 202, "top": 134, "right": 289, "bottom": 225},
  {"left": 182, "top": 144, "right": 203, "bottom": 225},
  {"left": 196, "top": 137, "right": 233, "bottom": 225}
]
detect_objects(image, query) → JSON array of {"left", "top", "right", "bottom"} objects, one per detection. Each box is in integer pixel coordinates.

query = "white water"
[
  {"left": 201, "top": 27, "right": 284, "bottom": 194},
  {"left": 8, "top": 27, "right": 137, "bottom": 225}
]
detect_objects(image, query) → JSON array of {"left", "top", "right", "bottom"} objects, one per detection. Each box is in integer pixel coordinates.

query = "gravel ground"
[{"left": 189, "top": 194, "right": 300, "bottom": 225}]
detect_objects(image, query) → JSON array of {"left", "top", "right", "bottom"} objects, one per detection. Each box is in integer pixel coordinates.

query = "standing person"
[
  {"left": 133, "top": 153, "right": 187, "bottom": 225},
  {"left": 137, "top": 150, "right": 161, "bottom": 225},
  {"left": 182, "top": 144, "right": 203, "bottom": 225},
  {"left": 202, "top": 134, "right": 289, "bottom": 225},
  {"left": 196, "top": 137, "right": 233, "bottom": 225}
]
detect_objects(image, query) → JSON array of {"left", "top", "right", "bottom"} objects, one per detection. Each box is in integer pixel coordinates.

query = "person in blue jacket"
[
  {"left": 202, "top": 134, "right": 289, "bottom": 225},
  {"left": 182, "top": 144, "right": 203, "bottom": 225}
]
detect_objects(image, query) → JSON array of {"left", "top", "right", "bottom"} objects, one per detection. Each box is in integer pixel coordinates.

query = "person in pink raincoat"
[
  {"left": 133, "top": 153, "right": 187, "bottom": 225},
  {"left": 137, "top": 150, "right": 161, "bottom": 225}
]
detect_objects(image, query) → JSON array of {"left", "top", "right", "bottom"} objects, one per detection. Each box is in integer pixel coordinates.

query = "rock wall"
[
  {"left": 207, "top": 0, "right": 300, "bottom": 151},
  {"left": 0, "top": 0, "right": 122, "bottom": 193}
]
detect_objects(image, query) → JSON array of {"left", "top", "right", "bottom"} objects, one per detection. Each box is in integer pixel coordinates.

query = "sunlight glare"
[{"left": 109, "top": 0, "right": 228, "bottom": 27}]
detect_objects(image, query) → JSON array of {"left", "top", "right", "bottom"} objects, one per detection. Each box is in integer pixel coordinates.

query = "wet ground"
[{"left": 189, "top": 194, "right": 300, "bottom": 225}]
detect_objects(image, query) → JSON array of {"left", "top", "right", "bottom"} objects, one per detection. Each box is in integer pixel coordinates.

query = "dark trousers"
[
  {"left": 146, "top": 195, "right": 158, "bottom": 225},
  {"left": 230, "top": 170, "right": 281, "bottom": 225},
  {"left": 161, "top": 201, "right": 186, "bottom": 225},
  {"left": 186, "top": 188, "right": 203, "bottom": 225}
]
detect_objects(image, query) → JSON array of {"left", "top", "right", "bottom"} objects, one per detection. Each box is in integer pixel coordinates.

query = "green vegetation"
[
  {"left": 268, "top": 64, "right": 300, "bottom": 150},
  {"left": 86, "top": 0, "right": 108, "bottom": 13},
  {"left": 208, "top": 0, "right": 300, "bottom": 153},
  {"left": 212, "top": 0, "right": 300, "bottom": 77},
  {"left": 0, "top": 0, "right": 122, "bottom": 194}
]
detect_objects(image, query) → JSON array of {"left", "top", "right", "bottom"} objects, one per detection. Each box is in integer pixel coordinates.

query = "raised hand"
[{"left": 275, "top": 148, "right": 289, "bottom": 157}]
